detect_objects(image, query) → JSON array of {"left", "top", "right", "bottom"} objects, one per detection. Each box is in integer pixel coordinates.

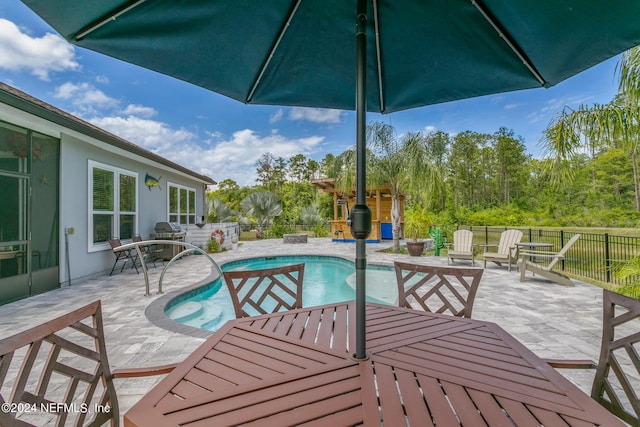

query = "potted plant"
[{"left": 404, "top": 219, "right": 427, "bottom": 256}]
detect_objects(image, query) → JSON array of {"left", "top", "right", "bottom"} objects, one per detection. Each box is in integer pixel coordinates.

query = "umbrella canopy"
[
  {"left": 21, "top": 0, "right": 640, "bottom": 359},
  {"left": 20, "top": 1, "right": 640, "bottom": 113}
]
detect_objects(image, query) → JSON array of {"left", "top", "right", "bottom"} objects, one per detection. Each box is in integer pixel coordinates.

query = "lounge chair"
[
  {"left": 108, "top": 237, "right": 139, "bottom": 275},
  {"left": 518, "top": 234, "right": 580, "bottom": 286},
  {"left": 132, "top": 234, "right": 164, "bottom": 268},
  {"left": 394, "top": 261, "right": 484, "bottom": 318},
  {"left": 0, "top": 300, "right": 176, "bottom": 426},
  {"left": 546, "top": 289, "right": 640, "bottom": 425},
  {"left": 223, "top": 263, "right": 305, "bottom": 318},
  {"left": 446, "top": 229, "right": 475, "bottom": 265},
  {"left": 482, "top": 229, "right": 523, "bottom": 270}
]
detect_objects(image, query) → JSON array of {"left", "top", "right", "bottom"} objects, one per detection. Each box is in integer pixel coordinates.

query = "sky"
[{"left": 0, "top": 1, "right": 623, "bottom": 187}]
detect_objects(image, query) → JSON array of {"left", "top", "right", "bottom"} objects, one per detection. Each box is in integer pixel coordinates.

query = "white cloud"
[
  {"left": 204, "top": 130, "right": 224, "bottom": 142},
  {"left": 288, "top": 107, "right": 344, "bottom": 124},
  {"left": 87, "top": 115, "right": 324, "bottom": 186},
  {"left": 202, "top": 129, "right": 324, "bottom": 185},
  {"left": 0, "top": 19, "right": 79, "bottom": 80},
  {"left": 89, "top": 115, "right": 196, "bottom": 152},
  {"left": 269, "top": 109, "right": 284, "bottom": 123},
  {"left": 120, "top": 104, "right": 157, "bottom": 118},
  {"left": 424, "top": 125, "right": 436, "bottom": 133},
  {"left": 527, "top": 95, "right": 594, "bottom": 123},
  {"left": 54, "top": 82, "right": 119, "bottom": 112}
]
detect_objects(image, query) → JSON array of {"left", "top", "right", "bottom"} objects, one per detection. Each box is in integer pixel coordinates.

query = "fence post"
[
  {"left": 528, "top": 228, "right": 532, "bottom": 242},
  {"left": 560, "top": 230, "right": 565, "bottom": 271},
  {"left": 605, "top": 233, "right": 611, "bottom": 283},
  {"left": 485, "top": 226, "right": 488, "bottom": 245}
]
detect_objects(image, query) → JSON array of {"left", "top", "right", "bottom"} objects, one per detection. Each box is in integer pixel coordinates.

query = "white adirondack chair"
[
  {"left": 518, "top": 234, "right": 581, "bottom": 286},
  {"left": 482, "top": 229, "right": 523, "bottom": 270},
  {"left": 446, "top": 229, "right": 475, "bottom": 265}
]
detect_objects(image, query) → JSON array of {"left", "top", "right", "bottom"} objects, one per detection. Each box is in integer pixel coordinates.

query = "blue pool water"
[{"left": 165, "top": 255, "right": 397, "bottom": 332}]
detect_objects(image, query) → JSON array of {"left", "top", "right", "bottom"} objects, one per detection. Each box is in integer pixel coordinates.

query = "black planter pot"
[{"left": 406, "top": 242, "right": 425, "bottom": 257}]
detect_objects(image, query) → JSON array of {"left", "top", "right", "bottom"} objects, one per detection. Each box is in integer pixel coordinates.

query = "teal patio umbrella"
[{"left": 21, "top": 0, "right": 640, "bottom": 359}]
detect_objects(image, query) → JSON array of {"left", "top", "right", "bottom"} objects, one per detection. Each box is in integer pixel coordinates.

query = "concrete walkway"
[{"left": 0, "top": 238, "right": 605, "bottom": 422}]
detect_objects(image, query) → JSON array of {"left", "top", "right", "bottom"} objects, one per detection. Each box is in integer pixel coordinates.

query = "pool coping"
[
  {"left": 145, "top": 265, "right": 220, "bottom": 339},
  {"left": 145, "top": 254, "right": 395, "bottom": 338}
]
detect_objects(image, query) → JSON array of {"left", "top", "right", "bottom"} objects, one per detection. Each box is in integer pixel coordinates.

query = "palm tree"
[
  {"left": 614, "top": 257, "right": 640, "bottom": 299},
  {"left": 618, "top": 47, "right": 640, "bottom": 104},
  {"left": 541, "top": 47, "right": 640, "bottom": 212},
  {"left": 327, "top": 147, "right": 358, "bottom": 192},
  {"left": 207, "top": 198, "right": 238, "bottom": 223},
  {"left": 300, "top": 204, "right": 323, "bottom": 227},
  {"left": 364, "top": 122, "right": 442, "bottom": 252},
  {"left": 542, "top": 100, "right": 640, "bottom": 212},
  {"left": 240, "top": 191, "right": 282, "bottom": 238}
]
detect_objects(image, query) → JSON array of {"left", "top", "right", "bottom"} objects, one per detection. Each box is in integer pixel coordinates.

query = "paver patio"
[{"left": 0, "top": 238, "right": 606, "bottom": 423}]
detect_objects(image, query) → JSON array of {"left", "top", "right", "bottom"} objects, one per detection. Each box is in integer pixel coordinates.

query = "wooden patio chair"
[
  {"left": 132, "top": 234, "right": 164, "bottom": 268},
  {"left": 446, "top": 229, "right": 475, "bottom": 265},
  {"left": 0, "top": 300, "right": 176, "bottom": 427},
  {"left": 394, "top": 261, "right": 484, "bottom": 318},
  {"left": 108, "top": 237, "right": 139, "bottom": 276},
  {"left": 223, "top": 263, "right": 305, "bottom": 318},
  {"left": 482, "top": 229, "right": 523, "bottom": 271},
  {"left": 546, "top": 289, "right": 640, "bottom": 426},
  {"left": 518, "top": 234, "right": 580, "bottom": 286}
]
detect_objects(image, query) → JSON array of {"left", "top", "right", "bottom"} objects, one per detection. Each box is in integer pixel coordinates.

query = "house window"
[
  {"left": 89, "top": 160, "right": 137, "bottom": 250},
  {"left": 168, "top": 183, "right": 196, "bottom": 225}
]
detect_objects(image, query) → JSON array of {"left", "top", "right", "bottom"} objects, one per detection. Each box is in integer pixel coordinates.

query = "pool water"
[{"left": 165, "top": 255, "right": 397, "bottom": 332}]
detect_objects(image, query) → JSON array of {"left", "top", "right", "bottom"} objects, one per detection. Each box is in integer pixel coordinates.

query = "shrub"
[
  {"left": 207, "top": 239, "right": 222, "bottom": 253},
  {"left": 312, "top": 223, "right": 329, "bottom": 238}
]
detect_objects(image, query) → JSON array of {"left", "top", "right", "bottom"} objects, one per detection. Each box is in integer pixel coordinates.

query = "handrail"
[
  {"left": 157, "top": 245, "right": 223, "bottom": 294},
  {"left": 113, "top": 240, "right": 222, "bottom": 296}
]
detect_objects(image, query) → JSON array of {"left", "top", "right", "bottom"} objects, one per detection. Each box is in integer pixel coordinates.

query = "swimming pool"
[{"left": 165, "top": 255, "right": 397, "bottom": 332}]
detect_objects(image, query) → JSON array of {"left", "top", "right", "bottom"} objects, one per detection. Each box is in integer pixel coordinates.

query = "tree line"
[{"left": 207, "top": 122, "right": 639, "bottom": 233}]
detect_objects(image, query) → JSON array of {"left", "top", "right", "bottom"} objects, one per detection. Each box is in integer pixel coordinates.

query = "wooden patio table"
[{"left": 124, "top": 301, "right": 622, "bottom": 426}]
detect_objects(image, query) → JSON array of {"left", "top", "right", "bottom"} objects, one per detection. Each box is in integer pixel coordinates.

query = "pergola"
[{"left": 311, "top": 178, "right": 405, "bottom": 242}]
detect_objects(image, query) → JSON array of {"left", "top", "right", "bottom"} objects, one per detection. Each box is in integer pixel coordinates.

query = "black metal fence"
[
  {"left": 461, "top": 226, "right": 640, "bottom": 286},
  {"left": 246, "top": 222, "right": 639, "bottom": 286}
]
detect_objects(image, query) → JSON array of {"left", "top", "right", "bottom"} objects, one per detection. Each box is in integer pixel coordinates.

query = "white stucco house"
[{"left": 0, "top": 82, "right": 216, "bottom": 305}]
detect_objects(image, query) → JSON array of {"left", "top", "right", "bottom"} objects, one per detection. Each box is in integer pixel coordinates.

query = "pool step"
[
  {"left": 200, "top": 305, "right": 224, "bottom": 330},
  {"left": 167, "top": 301, "right": 204, "bottom": 323}
]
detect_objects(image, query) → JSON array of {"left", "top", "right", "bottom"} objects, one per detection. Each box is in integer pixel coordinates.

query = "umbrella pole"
[{"left": 351, "top": 0, "right": 372, "bottom": 360}]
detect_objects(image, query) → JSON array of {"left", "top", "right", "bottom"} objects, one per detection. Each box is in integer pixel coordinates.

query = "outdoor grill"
[
  {"left": 152, "top": 222, "right": 185, "bottom": 260},
  {"left": 152, "top": 221, "right": 185, "bottom": 239}
]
